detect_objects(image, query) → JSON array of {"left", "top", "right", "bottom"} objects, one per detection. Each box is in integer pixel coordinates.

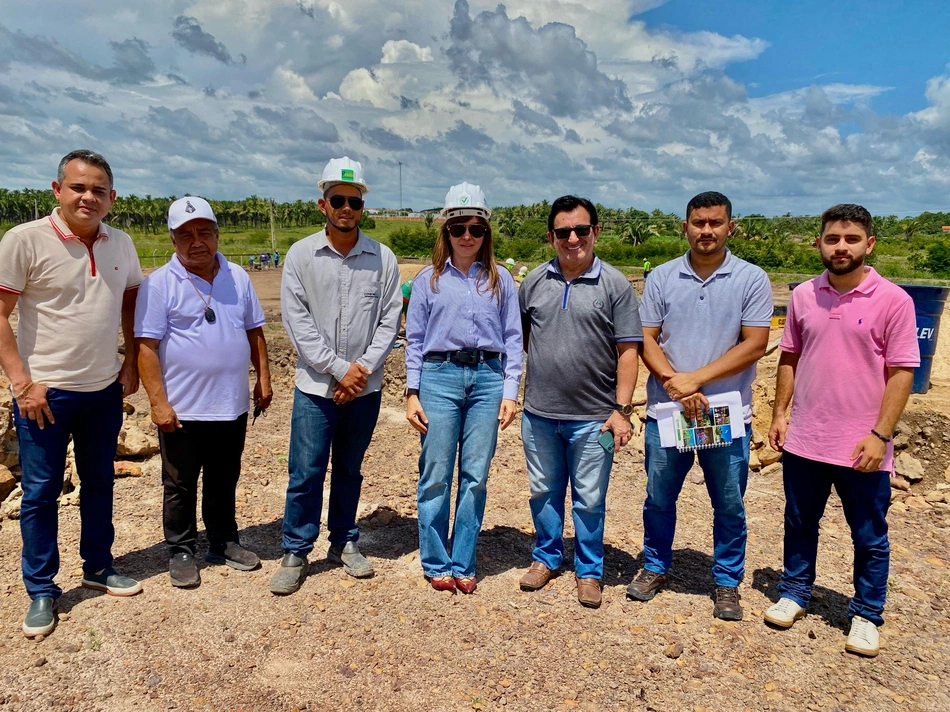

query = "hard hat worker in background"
[
  {"left": 404, "top": 182, "right": 523, "bottom": 594},
  {"left": 271, "top": 157, "right": 401, "bottom": 595}
]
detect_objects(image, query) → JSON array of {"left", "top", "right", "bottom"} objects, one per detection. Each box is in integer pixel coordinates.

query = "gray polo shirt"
[
  {"left": 639, "top": 249, "right": 772, "bottom": 422},
  {"left": 281, "top": 229, "right": 401, "bottom": 398},
  {"left": 519, "top": 256, "right": 643, "bottom": 421}
]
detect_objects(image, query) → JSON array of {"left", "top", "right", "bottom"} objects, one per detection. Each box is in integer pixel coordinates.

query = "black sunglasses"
[
  {"left": 328, "top": 195, "right": 364, "bottom": 210},
  {"left": 552, "top": 224, "right": 593, "bottom": 240},
  {"left": 447, "top": 223, "right": 488, "bottom": 239}
]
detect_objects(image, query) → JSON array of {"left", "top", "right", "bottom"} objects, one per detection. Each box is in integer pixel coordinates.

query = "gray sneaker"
[
  {"left": 169, "top": 553, "right": 200, "bottom": 588},
  {"left": 81, "top": 567, "right": 143, "bottom": 596},
  {"left": 269, "top": 553, "right": 308, "bottom": 595},
  {"left": 206, "top": 542, "right": 260, "bottom": 571},
  {"left": 22, "top": 597, "right": 56, "bottom": 638},
  {"left": 327, "top": 541, "right": 374, "bottom": 578}
]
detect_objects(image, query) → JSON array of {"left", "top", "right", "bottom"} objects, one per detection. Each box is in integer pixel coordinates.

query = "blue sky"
[{"left": 1, "top": 0, "right": 949, "bottom": 216}]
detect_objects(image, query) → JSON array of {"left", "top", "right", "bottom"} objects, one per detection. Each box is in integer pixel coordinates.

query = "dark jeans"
[
  {"left": 14, "top": 381, "right": 123, "bottom": 599},
  {"left": 778, "top": 451, "right": 891, "bottom": 626},
  {"left": 158, "top": 414, "right": 248, "bottom": 556},
  {"left": 281, "top": 389, "right": 381, "bottom": 556}
]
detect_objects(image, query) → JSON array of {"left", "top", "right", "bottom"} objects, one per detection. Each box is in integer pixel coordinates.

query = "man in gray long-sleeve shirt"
[{"left": 270, "top": 157, "right": 401, "bottom": 595}]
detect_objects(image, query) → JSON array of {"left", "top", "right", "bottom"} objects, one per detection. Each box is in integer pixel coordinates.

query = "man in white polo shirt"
[
  {"left": 0, "top": 149, "right": 144, "bottom": 638},
  {"left": 135, "top": 197, "right": 272, "bottom": 589}
]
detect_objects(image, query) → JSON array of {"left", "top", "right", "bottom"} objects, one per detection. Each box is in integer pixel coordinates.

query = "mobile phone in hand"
[{"left": 597, "top": 430, "right": 614, "bottom": 453}]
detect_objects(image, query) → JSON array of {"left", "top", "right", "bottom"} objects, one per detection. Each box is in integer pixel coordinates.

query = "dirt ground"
[{"left": 0, "top": 266, "right": 949, "bottom": 712}]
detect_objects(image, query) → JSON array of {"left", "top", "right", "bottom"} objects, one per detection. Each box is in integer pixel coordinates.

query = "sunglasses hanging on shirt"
[{"left": 328, "top": 195, "right": 364, "bottom": 210}]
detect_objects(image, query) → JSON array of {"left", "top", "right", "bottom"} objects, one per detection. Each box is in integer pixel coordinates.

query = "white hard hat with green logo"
[
  {"left": 318, "top": 156, "right": 369, "bottom": 195},
  {"left": 441, "top": 182, "right": 490, "bottom": 220}
]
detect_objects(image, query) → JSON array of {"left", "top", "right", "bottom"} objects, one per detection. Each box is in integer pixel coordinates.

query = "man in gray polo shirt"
[
  {"left": 627, "top": 191, "right": 772, "bottom": 621},
  {"left": 518, "top": 195, "right": 642, "bottom": 609}
]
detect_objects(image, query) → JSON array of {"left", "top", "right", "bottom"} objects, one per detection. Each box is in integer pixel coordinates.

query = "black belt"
[{"left": 424, "top": 349, "right": 500, "bottom": 365}]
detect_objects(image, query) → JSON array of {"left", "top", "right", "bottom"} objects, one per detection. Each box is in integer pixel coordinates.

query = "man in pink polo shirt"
[{"left": 767, "top": 204, "right": 920, "bottom": 657}]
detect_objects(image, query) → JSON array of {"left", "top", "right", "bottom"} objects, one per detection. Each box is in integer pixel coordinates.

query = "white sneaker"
[
  {"left": 764, "top": 597, "right": 806, "bottom": 628},
  {"left": 846, "top": 616, "right": 880, "bottom": 657}
]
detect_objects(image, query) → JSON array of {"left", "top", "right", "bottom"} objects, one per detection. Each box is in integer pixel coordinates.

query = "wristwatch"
[{"left": 615, "top": 403, "right": 635, "bottom": 417}]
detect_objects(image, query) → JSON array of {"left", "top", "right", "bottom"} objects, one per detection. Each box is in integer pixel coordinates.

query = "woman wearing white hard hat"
[{"left": 405, "top": 182, "right": 523, "bottom": 594}]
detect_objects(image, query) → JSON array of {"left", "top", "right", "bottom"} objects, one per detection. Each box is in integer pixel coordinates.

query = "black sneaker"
[
  {"left": 168, "top": 553, "right": 200, "bottom": 589},
  {"left": 206, "top": 542, "right": 260, "bottom": 571},
  {"left": 713, "top": 585, "right": 743, "bottom": 621},
  {"left": 625, "top": 569, "right": 669, "bottom": 601},
  {"left": 22, "top": 597, "right": 56, "bottom": 638}
]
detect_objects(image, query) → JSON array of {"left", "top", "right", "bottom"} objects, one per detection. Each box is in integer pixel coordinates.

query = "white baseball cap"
[
  {"left": 442, "top": 182, "right": 490, "bottom": 220},
  {"left": 168, "top": 196, "right": 216, "bottom": 230},
  {"left": 318, "top": 156, "right": 369, "bottom": 195}
]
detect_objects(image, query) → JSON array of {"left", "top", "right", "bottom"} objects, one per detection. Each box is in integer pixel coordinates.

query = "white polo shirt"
[
  {"left": 0, "top": 209, "right": 143, "bottom": 392},
  {"left": 134, "top": 253, "right": 266, "bottom": 420}
]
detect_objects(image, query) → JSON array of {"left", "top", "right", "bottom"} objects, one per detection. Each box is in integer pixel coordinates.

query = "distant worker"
[
  {"left": 135, "top": 197, "right": 273, "bottom": 589},
  {"left": 767, "top": 204, "right": 919, "bottom": 657},
  {"left": 629, "top": 191, "right": 772, "bottom": 621},
  {"left": 405, "top": 182, "right": 523, "bottom": 594},
  {"left": 247, "top": 254, "right": 256, "bottom": 271},
  {"left": 260, "top": 252, "right": 270, "bottom": 270},
  {"left": 271, "top": 157, "right": 401, "bottom": 595},
  {"left": 505, "top": 257, "right": 515, "bottom": 273},
  {"left": 401, "top": 278, "right": 413, "bottom": 315},
  {"left": 273, "top": 251, "right": 280, "bottom": 269},
  {"left": 643, "top": 258, "right": 652, "bottom": 279},
  {"left": 0, "top": 149, "right": 144, "bottom": 639}
]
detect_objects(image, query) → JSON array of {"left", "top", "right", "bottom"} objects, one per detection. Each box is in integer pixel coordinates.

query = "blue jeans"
[
  {"left": 642, "top": 418, "right": 751, "bottom": 587},
  {"left": 14, "top": 381, "right": 123, "bottom": 599},
  {"left": 417, "top": 359, "right": 503, "bottom": 578},
  {"left": 778, "top": 451, "right": 891, "bottom": 626},
  {"left": 281, "top": 389, "right": 381, "bottom": 556},
  {"left": 522, "top": 411, "right": 613, "bottom": 579}
]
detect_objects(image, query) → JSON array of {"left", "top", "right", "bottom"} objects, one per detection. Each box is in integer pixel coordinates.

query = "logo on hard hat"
[
  {"left": 459, "top": 194, "right": 470, "bottom": 206},
  {"left": 185, "top": 201, "right": 196, "bottom": 213},
  {"left": 341, "top": 169, "right": 354, "bottom": 181}
]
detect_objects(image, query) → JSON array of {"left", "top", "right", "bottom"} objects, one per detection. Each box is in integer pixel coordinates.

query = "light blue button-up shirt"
[{"left": 405, "top": 259, "right": 523, "bottom": 400}]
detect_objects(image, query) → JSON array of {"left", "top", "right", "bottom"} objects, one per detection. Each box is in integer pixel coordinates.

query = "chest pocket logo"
[
  {"left": 361, "top": 281, "right": 381, "bottom": 311},
  {"left": 593, "top": 299, "right": 605, "bottom": 309}
]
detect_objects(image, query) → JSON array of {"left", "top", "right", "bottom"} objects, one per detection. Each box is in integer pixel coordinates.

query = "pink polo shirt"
[{"left": 780, "top": 267, "right": 920, "bottom": 472}]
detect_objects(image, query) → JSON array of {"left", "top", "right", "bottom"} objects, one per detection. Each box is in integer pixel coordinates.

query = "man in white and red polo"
[
  {"left": 767, "top": 204, "right": 920, "bottom": 657},
  {"left": 0, "top": 150, "right": 144, "bottom": 639}
]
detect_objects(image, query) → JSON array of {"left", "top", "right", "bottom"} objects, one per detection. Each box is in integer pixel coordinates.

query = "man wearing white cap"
[
  {"left": 271, "top": 157, "right": 401, "bottom": 595},
  {"left": 135, "top": 196, "right": 272, "bottom": 588}
]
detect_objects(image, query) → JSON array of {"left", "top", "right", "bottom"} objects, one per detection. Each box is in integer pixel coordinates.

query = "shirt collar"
[
  {"left": 48, "top": 208, "right": 109, "bottom": 242},
  {"left": 446, "top": 257, "right": 483, "bottom": 276},
  {"left": 817, "top": 266, "right": 880, "bottom": 296},
  {"left": 168, "top": 252, "right": 229, "bottom": 282},
  {"left": 678, "top": 248, "right": 735, "bottom": 280},
  {"left": 545, "top": 255, "right": 603, "bottom": 280},
  {"left": 314, "top": 229, "right": 378, "bottom": 258}
]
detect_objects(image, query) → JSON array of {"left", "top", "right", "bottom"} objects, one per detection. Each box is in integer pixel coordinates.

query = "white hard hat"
[
  {"left": 505, "top": 258, "right": 515, "bottom": 266},
  {"left": 442, "top": 182, "right": 490, "bottom": 220},
  {"left": 318, "top": 156, "right": 369, "bottom": 195},
  {"left": 168, "top": 196, "right": 216, "bottom": 230}
]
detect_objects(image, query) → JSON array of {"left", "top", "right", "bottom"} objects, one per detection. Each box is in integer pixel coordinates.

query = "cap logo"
[
  {"left": 185, "top": 200, "right": 196, "bottom": 213},
  {"left": 341, "top": 169, "right": 354, "bottom": 181},
  {"left": 458, "top": 194, "right": 470, "bottom": 206}
]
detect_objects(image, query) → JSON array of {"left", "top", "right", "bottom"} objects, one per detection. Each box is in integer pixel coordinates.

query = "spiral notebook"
[{"left": 655, "top": 391, "right": 745, "bottom": 452}]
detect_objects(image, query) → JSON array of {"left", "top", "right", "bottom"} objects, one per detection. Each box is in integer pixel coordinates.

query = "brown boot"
[
  {"left": 519, "top": 562, "right": 555, "bottom": 591},
  {"left": 713, "top": 585, "right": 743, "bottom": 621},
  {"left": 575, "top": 577, "right": 602, "bottom": 608},
  {"left": 625, "top": 569, "right": 669, "bottom": 601}
]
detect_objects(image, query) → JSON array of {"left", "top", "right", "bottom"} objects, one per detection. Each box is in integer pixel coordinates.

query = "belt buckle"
[{"left": 456, "top": 349, "right": 478, "bottom": 365}]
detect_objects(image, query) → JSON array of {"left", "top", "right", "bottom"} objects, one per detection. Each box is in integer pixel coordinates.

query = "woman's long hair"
[{"left": 430, "top": 215, "right": 501, "bottom": 300}]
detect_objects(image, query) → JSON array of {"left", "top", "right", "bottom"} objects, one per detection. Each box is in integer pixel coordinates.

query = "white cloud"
[
  {"left": 380, "top": 40, "right": 433, "bottom": 64},
  {"left": 273, "top": 65, "right": 317, "bottom": 102}
]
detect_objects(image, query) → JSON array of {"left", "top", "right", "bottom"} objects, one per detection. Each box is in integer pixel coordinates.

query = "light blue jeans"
[
  {"left": 521, "top": 411, "right": 613, "bottom": 580},
  {"left": 417, "top": 359, "right": 504, "bottom": 578},
  {"left": 642, "top": 418, "right": 751, "bottom": 587}
]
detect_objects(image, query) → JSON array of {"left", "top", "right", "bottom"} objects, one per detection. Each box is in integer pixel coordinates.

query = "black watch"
[{"left": 615, "top": 403, "right": 635, "bottom": 417}]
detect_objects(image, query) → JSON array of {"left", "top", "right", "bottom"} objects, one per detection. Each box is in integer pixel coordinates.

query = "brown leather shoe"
[
  {"left": 713, "top": 585, "right": 743, "bottom": 621},
  {"left": 519, "top": 561, "right": 555, "bottom": 591},
  {"left": 575, "top": 577, "right": 602, "bottom": 608},
  {"left": 625, "top": 569, "right": 669, "bottom": 601}
]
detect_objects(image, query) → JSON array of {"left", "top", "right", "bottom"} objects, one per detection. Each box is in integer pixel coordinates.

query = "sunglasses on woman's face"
[
  {"left": 447, "top": 223, "right": 488, "bottom": 239},
  {"left": 552, "top": 224, "right": 593, "bottom": 240},
  {"left": 328, "top": 195, "right": 364, "bottom": 210}
]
